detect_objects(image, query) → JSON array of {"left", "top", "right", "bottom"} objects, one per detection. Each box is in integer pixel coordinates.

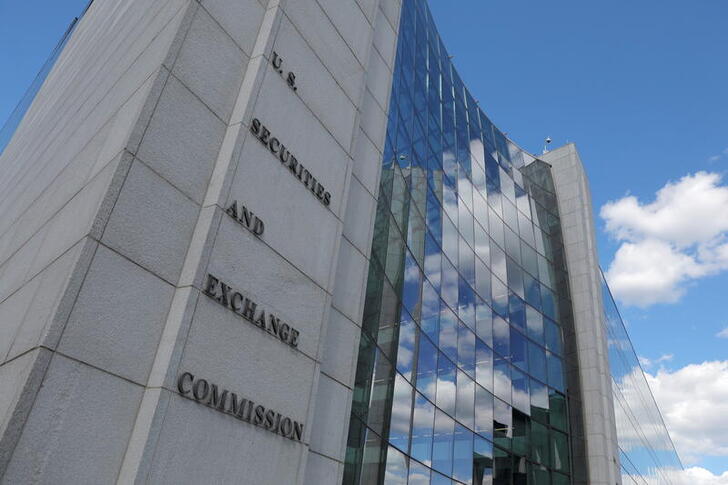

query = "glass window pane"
[
  {"left": 528, "top": 342, "right": 547, "bottom": 383},
  {"left": 425, "top": 232, "right": 442, "bottom": 293},
  {"left": 513, "top": 455, "right": 528, "bottom": 485},
  {"left": 421, "top": 280, "right": 440, "bottom": 342},
  {"left": 417, "top": 334, "right": 438, "bottom": 401},
  {"left": 458, "top": 278, "right": 476, "bottom": 331},
  {"left": 408, "top": 459, "right": 431, "bottom": 485},
  {"left": 397, "top": 318, "right": 417, "bottom": 380},
  {"left": 474, "top": 385, "right": 494, "bottom": 440},
  {"left": 549, "top": 389, "right": 568, "bottom": 432},
  {"left": 458, "top": 321, "right": 476, "bottom": 376},
  {"left": 530, "top": 420, "right": 551, "bottom": 467},
  {"left": 493, "top": 399, "right": 512, "bottom": 449},
  {"left": 439, "top": 306, "right": 458, "bottom": 361},
  {"left": 493, "top": 316, "right": 509, "bottom": 358},
  {"left": 411, "top": 392, "right": 435, "bottom": 465},
  {"left": 551, "top": 430, "right": 570, "bottom": 473},
  {"left": 508, "top": 294, "right": 526, "bottom": 333},
  {"left": 360, "top": 431, "right": 385, "bottom": 485},
  {"left": 453, "top": 425, "right": 474, "bottom": 484},
  {"left": 526, "top": 306, "right": 544, "bottom": 344},
  {"left": 475, "top": 339, "right": 494, "bottom": 392},
  {"left": 493, "top": 357, "right": 511, "bottom": 405},
  {"left": 552, "top": 472, "right": 569, "bottom": 485},
  {"left": 547, "top": 353, "right": 564, "bottom": 392},
  {"left": 530, "top": 378, "right": 549, "bottom": 424},
  {"left": 511, "top": 368, "right": 530, "bottom": 415},
  {"left": 442, "top": 258, "right": 459, "bottom": 311},
  {"left": 456, "top": 370, "right": 476, "bottom": 429},
  {"left": 493, "top": 446, "right": 511, "bottom": 485},
  {"left": 459, "top": 237, "right": 475, "bottom": 288},
  {"left": 545, "top": 318, "right": 562, "bottom": 355},
  {"left": 510, "top": 329, "right": 528, "bottom": 372},
  {"left": 389, "top": 374, "right": 413, "bottom": 452},
  {"left": 475, "top": 300, "right": 493, "bottom": 347},
  {"left": 512, "top": 410, "right": 529, "bottom": 457},
  {"left": 432, "top": 410, "right": 455, "bottom": 476},
  {"left": 383, "top": 445, "right": 408, "bottom": 485},
  {"left": 473, "top": 435, "right": 494, "bottom": 485},
  {"left": 490, "top": 243, "right": 507, "bottom": 283},
  {"left": 437, "top": 353, "right": 457, "bottom": 415},
  {"left": 491, "top": 276, "right": 508, "bottom": 317},
  {"left": 475, "top": 257, "right": 492, "bottom": 305}
]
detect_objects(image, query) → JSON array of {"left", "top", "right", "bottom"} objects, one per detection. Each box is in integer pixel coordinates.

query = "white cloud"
[
  {"left": 602, "top": 172, "right": 728, "bottom": 307},
  {"left": 647, "top": 361, "right": 728, "bottom": 464},
  {"left": 707, "top": 147, "right": 728, "bottom": 163},
  {"left": 717, "top": 327, "right": 728, "bottom": 339},
  {"left": 628, "top": 467, "right": 728, "bottom": 485},
  {"left": 639, "top": 353, "right": 674, "bottom": 368},
  {"left": 678, "top": 467, "right": 728, "bottom": 485},
  {"left": 614, "top": 361, "right": 728, "bottom": 483}
]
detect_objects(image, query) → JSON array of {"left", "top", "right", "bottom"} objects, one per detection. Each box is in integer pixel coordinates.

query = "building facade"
[{"left": 0, "top": 0, "right": 681, "bottom": 484}]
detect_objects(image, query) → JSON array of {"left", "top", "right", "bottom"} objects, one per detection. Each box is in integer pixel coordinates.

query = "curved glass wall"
[
  {"left": 601, "top": 272, "right": 684, "bottom": 484},
  {"left": 344, "top": 0, "right": 578, "bottom": 483}
]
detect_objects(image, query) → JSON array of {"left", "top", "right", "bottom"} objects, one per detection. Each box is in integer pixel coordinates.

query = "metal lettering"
[
  {"left": 225, "top": 200, "right": 238, "bottom": 219},
  {"left": 250, "top": 118, "right": 261, "bottom": 135},
  {"left": 293, "top": 422, "right": 304, "bottom": 442},
  {"left": 202, "top": 275, "right": 301, "bottom": 349},
  {"left": 231, "top": 292, "right": 243, "bottom": 312},
  {"left": 241, "top": 205, "right": 254, "bottom": 229},
  {"left": 280, "top": 417, "right": 292, "bottom": 437},
  {"left": 268, "top": 314, "right": 280, "bottom": 338},
  {"left": 241, "top": 298, "right": 257, "bottom": 321},
  {"left": 255, "top": 309, "right": 267, "bottom": 329},
  {"left": 217, "top": 282, "right": 231, "bottom": 308},
  {"left": 249, "top": 117, "right": 332, "bottom": 207},
  {"left": 193, "top": 379, "right": 210, "bottom": 401},
  {"left": 178, "top": 372, "right": 305, "bottom": 442},
  {"left": 253, "top": 405, "right": 265, "bottom": 425},
  {"left": 279, "top": 323, "right": 290, "bottom": 343},
  {"left": 208, "top": 384, "right": 228, "bottom": 411},
  {"left": 264, "top": 410, "right": 276, "bottom": 430},
  {"left": 177, "top": 372, "right": 194, "bottom": 395},
  {"left": 203, "top": 274, "right": 219, "bottom": 297},
  {"left": 289, "top": 328, "right": 300, "bottom": 348}
]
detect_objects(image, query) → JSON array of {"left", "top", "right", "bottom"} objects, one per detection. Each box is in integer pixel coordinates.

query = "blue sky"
[{"left": 1, "top": 0, "right": 727, "bottom": 480}]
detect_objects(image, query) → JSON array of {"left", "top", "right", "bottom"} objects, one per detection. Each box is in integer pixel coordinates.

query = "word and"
[
  {"left": 178, "top": 372, "right": 304, "bottom": 441},
  {"left": 203, "top": 274, "right": 300, "bottom": 348},
  {"left": 250, "top": 118, "right": 331, "bottom": 207},
  {"left": 225, "top": 200, "right": 264, "bottom": 236},
  {"left": 271, "top": 51, "right": 297, "bottom": 92}
]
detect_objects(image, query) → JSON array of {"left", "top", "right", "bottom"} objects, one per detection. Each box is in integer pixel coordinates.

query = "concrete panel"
[
  {"left": 102, "top": 160, "right": 199, "bottom": 284},
  {"left": 204, "top": 214, "right": 328, "bottom": 361},
  {"left": 172, "top": 6, "right": 249, "bottom": 122},
  {"left": 2, "top": 355, "right": 143, "bottom": 484},
  {"left": 200, "top": 0, "right": 265, "bottom": 57},
  {"left": 136, "top": 74, "right": 226, "bottom": 204},
  {"left": 143, "top": 392, "right": 306, "bottom": 484},
  {"left": 58, "top": 245, "right": 175, "bottom": 384}
]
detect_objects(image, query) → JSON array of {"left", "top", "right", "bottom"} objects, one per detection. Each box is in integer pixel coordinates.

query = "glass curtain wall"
[
  {"left": 601, "top": 272, "right": 684, "bottom": 484},
  {"left": 344, "top": 1, "right": 578, "bottom": 483}
]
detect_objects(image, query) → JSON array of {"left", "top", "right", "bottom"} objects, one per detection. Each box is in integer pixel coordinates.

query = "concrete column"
[{"left": 541, "top": 143, "right": 621, "bottom": 485}]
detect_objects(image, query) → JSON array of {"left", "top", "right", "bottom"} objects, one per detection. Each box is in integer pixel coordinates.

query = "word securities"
[
  {"left": 203, "top": 274, "right": 300, "bottom": 348},
  {"left": 250, "top": 118, "right": 331, "bottom": 207},
  {"left": 178, "top": 372, "right": 304, "bottom": 441}
]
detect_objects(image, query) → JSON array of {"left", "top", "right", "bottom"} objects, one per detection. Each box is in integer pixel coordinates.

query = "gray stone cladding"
[
  {"left": 541, "top": 144, "right": 622, "bottom": 485},
  {"left": 0, "top": 0, "right": 402, "bottom": 483}
]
